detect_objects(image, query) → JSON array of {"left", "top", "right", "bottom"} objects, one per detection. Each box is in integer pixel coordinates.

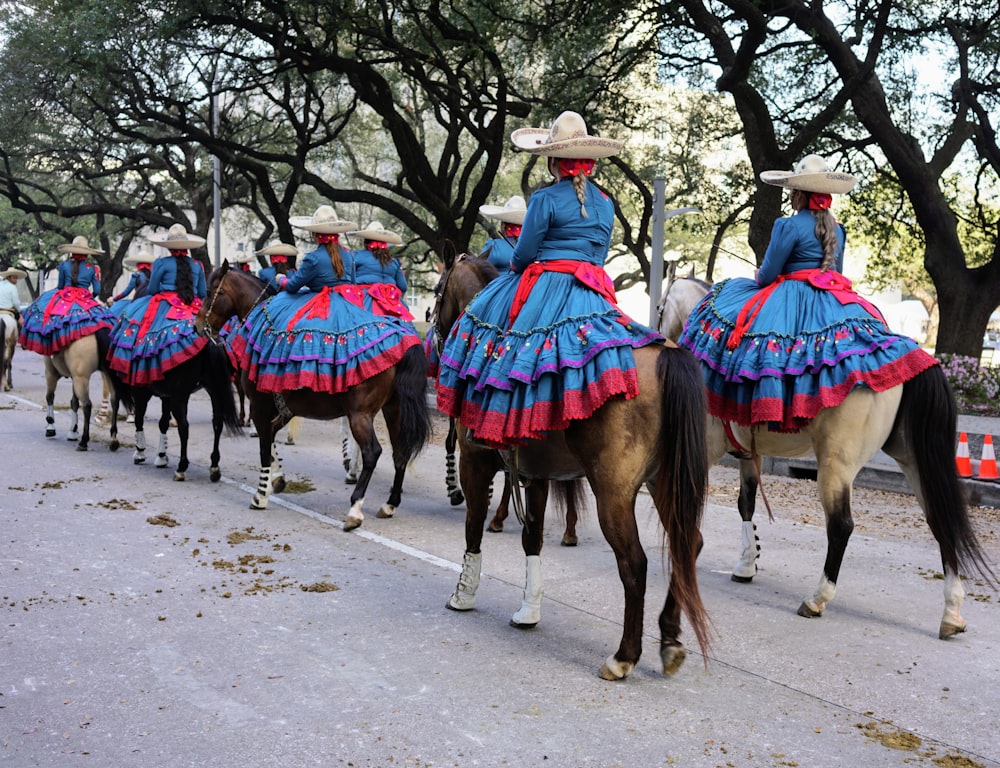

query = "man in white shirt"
[{"left": 0, "top": 268, "right": 25, "bottom": 323}]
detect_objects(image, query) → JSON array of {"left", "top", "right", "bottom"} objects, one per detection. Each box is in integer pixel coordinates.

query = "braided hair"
[
  {"left": 170, "top": 249, "right": 196, "bottom": 304},
  {"left": 791, "top": 189, "right": 840, "bottom": 271}
]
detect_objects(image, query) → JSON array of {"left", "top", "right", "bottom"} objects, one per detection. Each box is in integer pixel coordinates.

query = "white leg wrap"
[
  {"left": 133, "top": 429, "right": 146, "bottom": 463},
  {"left": 733, "top": 520, "right": 760, "bottom": 580},
  {"left": 155, "top": 432, "right": 168, "bottom": 467},
  {"left": 251, "top": 466, "right": 272, "bottom": 509},
  {"left": 940, "top": 568, "right": 967, "bottom": 637},
  {"left": 511, "top": 555, "right": 543, "bottom": 626},
  {"left": 447, "top": 551, "right": 483, "bottom": 611},
  {"left": 803, "top": 575, "right": 837, "bottom": 616},
  {"left": 67, "top": 409, "right": 79, "bottom": 440}
]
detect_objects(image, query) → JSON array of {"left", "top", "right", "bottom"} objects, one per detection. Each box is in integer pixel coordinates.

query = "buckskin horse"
[
  {"left": 436, "top": 251, "right": 711, "bottom": 680},
  {"left": 195, "top": 262, "right": 431, "bottom": 530},
  {"left": 659, "top": 275, "right": 996, "bottom": 638}
]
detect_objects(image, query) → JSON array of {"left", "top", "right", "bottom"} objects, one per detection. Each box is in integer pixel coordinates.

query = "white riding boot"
[
  {"left": 510, "top": 555, "right": 543, "bottom": 627},
  {"left": 447, "top": 551, "right": 483, "bottom": 611}
]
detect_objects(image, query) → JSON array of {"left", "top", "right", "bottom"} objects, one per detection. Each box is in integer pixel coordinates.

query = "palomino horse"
[
  {"left": 659, "top": 276, "right": 996, "bottom": 638},
  {"left": 430, "top": 256, "right": 579, "bottom": 546},
  {"left": 195, "top": 263, "right": 432, "bottom": 530},
  {"left": 0, "top": 311, "right": 17, "bottom": 391},
  {"left": 437, "top": 252, "right": 711, "bottom": 680}
]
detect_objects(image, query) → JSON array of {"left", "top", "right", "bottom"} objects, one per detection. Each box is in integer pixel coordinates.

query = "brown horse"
[
  {"left": 659, "top": 276, "right": 996, "bottom": 638},
  {"left": 436, "top": 252, "right": 711, "bottom": 680},
  {"left": 195, "top": 263, "right": 432, "bottom": 530}
]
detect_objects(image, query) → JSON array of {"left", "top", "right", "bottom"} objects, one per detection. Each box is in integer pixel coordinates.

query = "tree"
[{"left": 653, "top": 0, "right": 1000, "bottom": 356}]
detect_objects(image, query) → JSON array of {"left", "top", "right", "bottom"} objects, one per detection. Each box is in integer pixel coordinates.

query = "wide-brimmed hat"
[
  {"left": 148, "top": 223, "right": 207, "bottom": 250},
  {"left": 760, "top": 154, "right": 858, "bottom": 194},
  {"left": 289, "top": 205, "right": 357, "bottom": 234},
  {"left": 57, "top": 235, "right": 104, "bottom": 256},
  {"left": 255, "top": 241, "right": 299, "bottom": 258},
  {"left": 511, "top": 111, "right": 623, "bottom": 159},
  {"left": 232, "top": 249, "right": 255, "bottom": 264},
  {"left": 123, "top": 250, "right": 156, "bottom": 268},
  {"left": 479, "top": 195, "right": 527, "bottom": 225},
  {"left": 349, "top": 221, "right": 402, "bottom": 245},
  {"left": 0, "top": 268, "right": 27, "bottom": 279}
]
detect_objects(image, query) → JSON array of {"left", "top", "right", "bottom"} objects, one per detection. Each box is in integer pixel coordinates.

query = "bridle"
[
  {"left": 430, "top": 252, "right": 470, "bottom": 357},
  {"left": 198, "top": 268, "right": 271, "bottom": 345}
]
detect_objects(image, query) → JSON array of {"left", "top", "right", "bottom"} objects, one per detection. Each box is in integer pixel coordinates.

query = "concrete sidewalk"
[{"left": 742, "top": 413, "right": 1000, "bottom": 507}]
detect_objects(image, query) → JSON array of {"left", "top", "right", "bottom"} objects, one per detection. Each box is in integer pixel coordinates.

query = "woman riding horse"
[{"left": 478, "top": 195, "right": 526, "bottom": 275}]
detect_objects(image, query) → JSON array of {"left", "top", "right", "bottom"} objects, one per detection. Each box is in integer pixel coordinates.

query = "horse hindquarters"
[{"left": 882, "top": 366, "right": 997, "bottom": 637}]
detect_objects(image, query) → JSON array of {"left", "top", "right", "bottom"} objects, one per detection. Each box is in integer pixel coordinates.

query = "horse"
[
  {"left": 436, "top": 251, "right": 710, "bottom": 680},
  {"left": 0, "top": 311, "right": 17, "bottom": 391},
  {"left": 659, "top": 275, "right": 996, "bottom": 638},
  {"left": 194, "top": 263, "right": 432, "bottom": 530},
  {"left": 429, "top": 257, "right": 579, "bottom": 546}
]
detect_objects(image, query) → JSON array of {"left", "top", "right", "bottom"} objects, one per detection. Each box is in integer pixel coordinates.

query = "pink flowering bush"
[{"left": 938, "top": 354, "right": 1000, "bottom": 416}]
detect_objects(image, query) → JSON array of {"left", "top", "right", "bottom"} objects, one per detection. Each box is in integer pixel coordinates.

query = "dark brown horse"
[
  {"left": 435, "top": 252, "right": 711, "bottom": 680},
  {"left": 195, "top": 263, "right": 431, "bottom": 530}
]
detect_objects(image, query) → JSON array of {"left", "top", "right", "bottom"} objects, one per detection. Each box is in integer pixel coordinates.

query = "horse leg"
[
  {"left": 340, "top": 416, "right": 360, "bottom": 483},
  {"left": 593, "top": 487, "right": 648, "bottom": 681},
  {"left": 797, "top": 469, "right": 855, "bottom": 619},
  {"left": 510, "top": 480, "right": 549, "bottom": 628},
  {"left": 95, "top": 379, "right": 110, "bottom": 426},
  {"left": 285, "top": 415, "right": 301, "bottom": 446},
  {"left": 155, "top": 400, "right": 170, "bottom": 469},
  {"left": 132, "top": 394, "right": 150, "bottom": 464},
  {"left": 445, "top": 417, "right": 464, "bottom": 505},
  {"left": 343, "top": 415, "right": 381, "bottom": 531},
  {"left": 486, "top": 472, "right": 509, "bottom": 532},
  {"left": 559, "top": 480, "right": 579, "bottom": 547},
  {"left": 732, "top": 457, "right": 761, "bottom": 582},
  {"left": 106, "top": 375, "right": 120, "bottom": 452},
  {"left": 447, "top": 438, "right": 502, "bottom": 611},
  {"left": 44, "top": 359, "right": 58, "bottom": 438},
  {"left": 171, "top": 399, "right": 190, "bottom": 481},
  {"left": 67, "top": 392, "right": 81, "bottom": 443},
  {"left": 250, "top": 396, "right": 279, "bottom": 509}
]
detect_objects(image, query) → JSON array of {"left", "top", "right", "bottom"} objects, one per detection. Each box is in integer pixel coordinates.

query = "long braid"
[
  {"left": 174, "top": 252, "right": 195, "bottom": 304},
  {"left": 792, "top": 189, "right": 840, "bottom": 271},
  {"left": 572, "top": 173, "right": 589, "bottom": 218},
  {"left": 71, "top": 259, "right": 81, "bottom": 285}
]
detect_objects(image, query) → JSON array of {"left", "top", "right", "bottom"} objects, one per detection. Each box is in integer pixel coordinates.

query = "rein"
[
  {"left": 431, "top": 252, "right": 470, "bottom": 357},
  {"left": 199, "top": 269, "right": 270, "bottom": 344}
]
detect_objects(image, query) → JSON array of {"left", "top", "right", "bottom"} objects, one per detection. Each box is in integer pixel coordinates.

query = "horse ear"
[{"left": 687, "top": 266, "right": 696, "bottom": 279}]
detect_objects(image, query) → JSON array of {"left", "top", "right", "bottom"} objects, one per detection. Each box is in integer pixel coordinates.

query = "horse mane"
[{"left": 465, "top": 254, "right": 500, "bottom": 283}]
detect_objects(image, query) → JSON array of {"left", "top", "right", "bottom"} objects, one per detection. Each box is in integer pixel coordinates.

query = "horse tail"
[
  {"left": 95, "top": 327, "right": 134, "bottom": 413},
  {"left": 392, "top": 344, "right": 432, "bottom": 463},
  {"left": 652, "top": 344, "right": 712, "bottom": 661},
  {"left": 202, "top": 342, "right": 243, "bottom": 435},
  {"left": 897, "top": 365, "right": 996, "bottom": 584}
]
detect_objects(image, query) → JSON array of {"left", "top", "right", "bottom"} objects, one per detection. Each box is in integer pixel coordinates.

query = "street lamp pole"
[{"left": 647, "top": 179, "right": 701, "bottom": 326}]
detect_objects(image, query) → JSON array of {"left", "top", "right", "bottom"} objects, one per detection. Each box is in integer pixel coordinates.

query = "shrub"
[{"left": 937, "top": 354, "right": 1000, "bottom": 416}]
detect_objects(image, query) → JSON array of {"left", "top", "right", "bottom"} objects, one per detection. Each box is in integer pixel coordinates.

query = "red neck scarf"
[
  {"left": 807, "top": 193, "right": 833, "bottom": 210},
  {"left": 316, "top": 233, "right": 340, "bottom": 246},
  {"left": 503, "top": 224, "right": 522, "bottom": 238},
  {"left": 558, "top": 158, "right": 595, "bottom": 177}
]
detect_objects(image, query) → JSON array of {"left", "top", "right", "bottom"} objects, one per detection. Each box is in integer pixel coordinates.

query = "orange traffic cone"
[
  {"left": 978, "top": 434, "right": 999, "bottom": 480},
  {"left": 956, "top": 432, "right": 972, "bottom": 477}
]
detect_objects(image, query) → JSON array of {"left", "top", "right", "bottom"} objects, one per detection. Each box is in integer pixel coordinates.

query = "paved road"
[{"left": 2, "top": 352, "right": 998, "bottom": 767}]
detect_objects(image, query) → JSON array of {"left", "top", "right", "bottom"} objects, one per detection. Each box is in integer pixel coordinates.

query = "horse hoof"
[
  {"left": 598, "top": 655, "right": 634, "bottom": 681},
  {"left": 939, "top": 620, "right": 968, "bottom": 639},
  {"left": 75, "top": 443, "right": 88, "bottom": 452},
  {"left": 67, "top": 433, "right": 78, "bottom": 442},
  {"left": 560, "top": 535, "right": 578, "bottom": 547},
  {"left": 731, "top": 573, "right": 754, "bottom": 583},
  {"left": 797, "top": 601, "right": 823, "bottom": 618},
  {"left": 345, "top": 474, "right": 358, "bottom": 485},
  {"left": 285, "top": 436, "right": 295, "bottom": 445},
  {"left": 110, "top": 440, "right": 119, "bottom": 452},
  {"left": 487, "top": 520, "right": 504, "bottom": 533},
  {"left": 210, "top": 467, "right": 221, "bottom": 483},
  {"left": 343, "top": 514, "right": 363, "bottom": 532},
  {"left": 250, "top": 497, "right": 269, "bottom": 510},
  {"left": 45, "top": 428, "right": 56, "bottom": 438},
  {"left": 449, "top": 490, "right": 465, "bottom": 506},
  {"left": 133, "top": 456, "right": 145, "bottom": 465},
  {"left": 660, "top": 643, "right": 687, "bottom": 676},
  {"left": 271, "top": 477, "right": 286, "bottom": 494},
  {"left": 155, "top": 457, "right": 168, "bottom": 468},
  {"left": 375, "top": 505, "right": 396, "bottom": 519},
  {"left": 173, "top": 472, "right": 185, "bottom": 482}
]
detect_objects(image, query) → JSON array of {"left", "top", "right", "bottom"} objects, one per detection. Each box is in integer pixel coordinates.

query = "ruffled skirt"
[
  {"left": 108, "top": 292, "right": 208, "bottom": 386},
  {"left": 19, "top": 287, "right": 115, "bottom": 355},
  {"left": 677, "top": 276, "right": 937, "bottom": 431},
  {"left": 436, "top": 270, "right": 662, "bottom": 447},
  {"left": 230, "top": 287, "right": 421, "bottom": 394}
]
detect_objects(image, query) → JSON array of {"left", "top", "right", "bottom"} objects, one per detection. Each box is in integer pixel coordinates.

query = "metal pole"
[
  {"left": 649, "top": 178, "right": 666, "bottom": 327},
  {"left": 212, "top": 91, "right": 222, "bottom": 269}
]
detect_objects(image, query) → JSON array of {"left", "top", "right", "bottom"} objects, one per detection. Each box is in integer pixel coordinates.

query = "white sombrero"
[
  {"left": 57, "top": 235, "right": 105, "bottom": 256},
  {"left": 349, "top": 221, "right": 403, "bottom": 245},
  {"left": 760, "top": 154, "right": 858, "bottom": 194},
  {"left": 255, "top": 241, "right": 299, "bottom": 258},
  {"left": 510, "top": 111, "right": 623, "bottom": 159},
  {"left": 0, "top": 268, "right": 27, "bottom": 279},
  {"left": 479, "top": 195, "right": 527, "bottom": 225},
  {"left": 289, "top": 205, "right": 357, "bottom": 234},
  {"left": 123, "top": 250, "right": 156, "bottom": 268},
  {"left": 148, "top": 223, "right": 207, "bottom": 250}
]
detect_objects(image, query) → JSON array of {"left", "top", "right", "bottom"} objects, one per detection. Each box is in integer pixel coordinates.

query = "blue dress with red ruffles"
[
  {"left": 436, "top": 179, "right": 663, "bottom": 447},
  {"left": 107, "top": 255, "right": 209, "bottom": 386},
  {"left": 19, "top": 260, "right": 115, "bottom": 355},
  {"left": 677, "top": 209, "right": 937, "bottom": 431},
  {"left": 351, "top": 249, "right": 415, "bottom": 322},
  {"left": 230, "top": 245, "right": 420, "bottom": 394}
]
